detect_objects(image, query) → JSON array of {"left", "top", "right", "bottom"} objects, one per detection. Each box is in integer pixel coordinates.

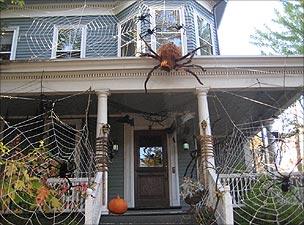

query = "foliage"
[
  {"left": 0, "top": 140, "right": 62, "bottom": 213},
  {"left": 250, "top": 0, "right": 304, "bottom": 55},
  {"left": 0, "top": 0, "right": 24, "bottom": 11},
  {"left": 235, "top": 175, "right": 304, "bottom": 225}
]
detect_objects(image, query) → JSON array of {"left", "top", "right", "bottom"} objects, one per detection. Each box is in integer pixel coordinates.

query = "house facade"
[{"left": 1, "top": 1, "right": 303, "bottom": 224}]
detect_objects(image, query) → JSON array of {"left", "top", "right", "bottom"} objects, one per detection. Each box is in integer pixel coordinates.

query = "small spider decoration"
[
  {"left": 134, "top": 13, "right": 152, "bottom": 24},
  {"left": 169, "top": 23, "right": 186, "bottom": 33},
  {"left": 140, "top": 26, "right": 160, "bottom": 38},
  {"left": 266, "top": 159, "right": 303, "bottom": 193},
  {"left": 139, "top": 35, "right": 205, "bottom": 93}
]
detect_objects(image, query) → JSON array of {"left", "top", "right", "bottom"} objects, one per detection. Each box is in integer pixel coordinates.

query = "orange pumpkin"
[{"left": 108, "top": 195, "right": 128, "bottom": 214}]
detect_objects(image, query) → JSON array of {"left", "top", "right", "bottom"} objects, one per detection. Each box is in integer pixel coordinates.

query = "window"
[
  {"left": 195, "top": 15, "right": 213, "bottom": 55},
  {"left": 0, "top": 27, "right": 19, "bottom": 61},
  {"left": 52, "top": 26, "right": 86, "bottom": 59},
  {"left": 154, "top": 9, "right": 183, "bottom": 49},
  {"left": 119, "top": 17, "right": 138, "bottom": 57}
]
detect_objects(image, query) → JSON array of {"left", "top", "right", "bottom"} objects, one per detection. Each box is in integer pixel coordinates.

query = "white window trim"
[
  {"left": 150, "top": 6, "right": 187, "bottom": 55},
  {"left": 1, "top": 26, "right": 19, "bottom": 60},
  {"left": 194, "top": 11, "right": 215, "bottom": 55},
  {"left": 51, "top": 25, "right": 87, "bottom": 59},
  {"left": 117, "top": 16, "right": 141, "bottom": 57}
]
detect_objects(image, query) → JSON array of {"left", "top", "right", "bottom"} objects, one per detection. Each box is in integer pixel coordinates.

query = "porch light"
[
  {"left": 183, "top": 141, "right": 190, "bottom": 151},
  {"left": 113, "top": 143, "right": 119, "bottom": 152}
]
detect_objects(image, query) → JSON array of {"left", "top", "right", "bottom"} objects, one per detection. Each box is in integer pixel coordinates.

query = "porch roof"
[{"left": 1, "top": 56, "right": 303, "bottom": 94}]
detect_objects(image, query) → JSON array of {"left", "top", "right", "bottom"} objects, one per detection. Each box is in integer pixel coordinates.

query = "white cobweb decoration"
[
  {"left": 181, "top": 93, "right": 304, "bottom": 225},
  {"left": 23, "top": 0, "right": 196, "bottom": 60},
  {"left": 0, "top": 106, "right": 95, "bottom": 225}
]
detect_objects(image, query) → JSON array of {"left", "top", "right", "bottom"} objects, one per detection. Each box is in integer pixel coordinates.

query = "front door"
[{"left": 134, "top": 130, "right": 169, "bottom": 208}]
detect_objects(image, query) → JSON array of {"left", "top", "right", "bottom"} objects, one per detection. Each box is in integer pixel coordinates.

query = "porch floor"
[{"left": 99, "top": 208, "right": 198, "bottom": 225}]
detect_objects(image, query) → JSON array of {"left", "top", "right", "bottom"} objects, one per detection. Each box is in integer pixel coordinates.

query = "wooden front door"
[{"left": 134, "top": 130, "right": 169, "bottom": 208}]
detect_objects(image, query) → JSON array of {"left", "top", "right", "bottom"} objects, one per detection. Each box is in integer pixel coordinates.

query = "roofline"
[{"left": 1, "top": 56, "right": 303, "bottom": 74}]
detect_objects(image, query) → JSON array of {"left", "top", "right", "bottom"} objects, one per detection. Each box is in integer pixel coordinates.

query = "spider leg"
[
  {"left": 139, "top": 34, "right": 160, "bottom": 60},
  {"left": 144, "top": 64, "right": 160, "bottom": 93},
  {"left": 177, "top": 64, "right": 206, "bottom": 72},
  {"left": 176, "top": 46, "right": 203, "bottom": 62},
  {"left": 139, "top": 52, "right": 159, "bottom": 60},
  {"left": 183, "top": 68, "right": 204, "bottom": 86},
  {"left": 288, "top": 158, "right": 302, "bottom": 177}
]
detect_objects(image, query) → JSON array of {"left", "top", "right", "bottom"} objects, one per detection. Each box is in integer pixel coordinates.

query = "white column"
[
  {"left": 86, "top": 90, "right": 110, "bottom": 225},
  {"left": 196, "top": 88, "right": 215, "bottom": 169},
  {"left": 96, "top": 90, "right": 109, "bottom": 136},
  {"left": 197, "top": 88, "right": 211, "bottom": 135},
  {"left": 96, "top": 90, "right": 110, "bottom": 215}
]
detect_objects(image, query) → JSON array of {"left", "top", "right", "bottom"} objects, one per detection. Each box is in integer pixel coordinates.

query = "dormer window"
[
  {"left": 0, "top": 27, "right": 19, "bottom": 61},
  {"left": 52, "top": 25, "right": 86, "bottom": 59},
  {"left": 118, "top": 17, "right": 139, "bottom": 57},
  {"left": 195, "top": 15, "right": 213, "bottom": 55},
  {"left": 150, "top": 8, "right": 186, "bottom": 54}
]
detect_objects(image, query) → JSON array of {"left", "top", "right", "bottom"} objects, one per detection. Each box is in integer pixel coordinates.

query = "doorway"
[{"left": 134, "top": 130, "right": 170, "bottom": 208}]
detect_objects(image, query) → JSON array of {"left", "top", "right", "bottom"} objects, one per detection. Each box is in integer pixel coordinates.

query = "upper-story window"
[
  {"left": 0, "top": 27, "right": 19, "bottom": 61},
  {"left": 52, "top": 25, "right": 86, "bottom": 59},
  {"left": 151, "top": 8, "right": 186, "bottom": 54},
  {"left": 118, "top": 17, "right": 139, "bottom": 57},
  {"left": 195, "top": 14, "right": 213, "bottom": 55}
]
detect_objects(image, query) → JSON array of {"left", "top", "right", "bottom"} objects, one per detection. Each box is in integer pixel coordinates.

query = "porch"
[{"left": 1, "top": 56, "right": 303, "bottom": 224}]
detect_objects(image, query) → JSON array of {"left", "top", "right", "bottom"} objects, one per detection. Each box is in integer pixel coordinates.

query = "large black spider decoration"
[
  {"left": 134, "top": 13, "right": 151, "bottom": 24},
  {"left": 266, "top": 159, "right": 303, "bottom": 193},
  {"left": 139, "top": 35, "right": 205, "bottom": 93},
  {"left": 37, "top": 157, "right": 81, "bottom": 194}
]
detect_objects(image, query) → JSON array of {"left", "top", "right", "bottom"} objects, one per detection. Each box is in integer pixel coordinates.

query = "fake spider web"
[
  {"left": 0, "top": 102, "right": 95, "bottom": 225},
  {"left": 181, "top": 92, "right": 304, "bottom": 225},
  {"left": 23, "top": 0, "right": 197, "bottom": 60}
]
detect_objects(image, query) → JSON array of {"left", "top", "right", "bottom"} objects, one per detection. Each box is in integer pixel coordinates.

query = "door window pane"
[{"left": 139, "top": 146, "right": 163, "bottom": 167}]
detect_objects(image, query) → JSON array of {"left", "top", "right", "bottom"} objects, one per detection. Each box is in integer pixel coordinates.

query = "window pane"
[
  {"left": 0, "top": 53, "right": 11, "bottom": 60},
  {"left": 156, "top": 33, "right": 182, "bottom": 49},
  {"left": 0, "top": 31, "right": 13, "bottom": 52},
  {"left": 155, "top": 10, "right": 180, "bottom": 32},
  {"left": 139, "top": 146, "right": 163, "bottom": 167},
  {"left": 121, "top": 18, "right": 137, "bottom": 56},
  {"left": 57, "top": 28, "right": 81, "bottom": 52},
  {"left": 56, "top": 51, "right": 81, "bottom": 59},
  {"left": 199, "top": 39, "right": 212, "bottom": 55},
  {"left": 197, "top": 17, "right": 212, "bottom": 42}
]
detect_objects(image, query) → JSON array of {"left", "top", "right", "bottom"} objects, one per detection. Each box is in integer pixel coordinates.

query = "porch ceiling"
[{"left": 1, "top": 88, "right": 300, "bottom": 137}]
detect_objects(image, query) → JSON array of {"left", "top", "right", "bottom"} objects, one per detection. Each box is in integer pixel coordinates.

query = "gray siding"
[
  {"left": 108, "top": 118, "right": 125, "bottom": 199},
  {"left": 3, "top": 0, "right": 219, "bottom": 60}
]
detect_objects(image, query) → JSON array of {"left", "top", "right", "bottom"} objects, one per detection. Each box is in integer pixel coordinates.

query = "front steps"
[{"left": 99, "top": 209, "right": 198, "bottom": 225}]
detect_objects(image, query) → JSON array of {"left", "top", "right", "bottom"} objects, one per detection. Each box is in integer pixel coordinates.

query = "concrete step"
[{"left": 99, "top": 209, "right": 198, "bottom": 225}]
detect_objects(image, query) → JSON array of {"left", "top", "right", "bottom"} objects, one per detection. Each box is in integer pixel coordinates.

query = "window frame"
[
  {"left": 0, "top": 26, "right": 19, "bottom": 60},
  {"left": 51, "top": 25, "right": 87, "bottom": 59},
  {"left": 150, "top": 6, "right": 187, "bottom": 55},
  {"left": 194, "top": 11, "right": 215, "bottom": 55},
  {"left": 118, "top": 16, "right": 141, "bottom": 57}
]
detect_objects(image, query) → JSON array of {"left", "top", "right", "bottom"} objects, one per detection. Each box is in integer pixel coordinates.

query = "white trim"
[
  {"left": 0, "top": 27, "right": 19, "bottom": 60},
  {"left": 194, "top": 10, "right": 215, "bottom": 55},
  {"left": 51, "top": 25, "right": 86, "bottom": 59},
  {"left": 123, "top": 123, "right": 135, "bottom": 208},
  {"left": 167, "top": 131, "right": 180, "bottom": 207},
  {"left": 1, "top": 1, "right": 136, "bottom": 18}
]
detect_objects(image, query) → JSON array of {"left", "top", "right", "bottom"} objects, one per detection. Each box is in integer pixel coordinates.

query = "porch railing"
[
  {"left": 219, "top": 173, "right": 304, "bottom": 207},
  {"left": 47, "top": 177, "right": 88, "bottom": 212}
]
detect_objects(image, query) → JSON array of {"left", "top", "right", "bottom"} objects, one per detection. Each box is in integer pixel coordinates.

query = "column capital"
[
  {"left": 196, "top": 87, "right": 209, "bottom": 96},
  {"left": 96, "top": 89, "right": 110, "bottom": 97}
]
